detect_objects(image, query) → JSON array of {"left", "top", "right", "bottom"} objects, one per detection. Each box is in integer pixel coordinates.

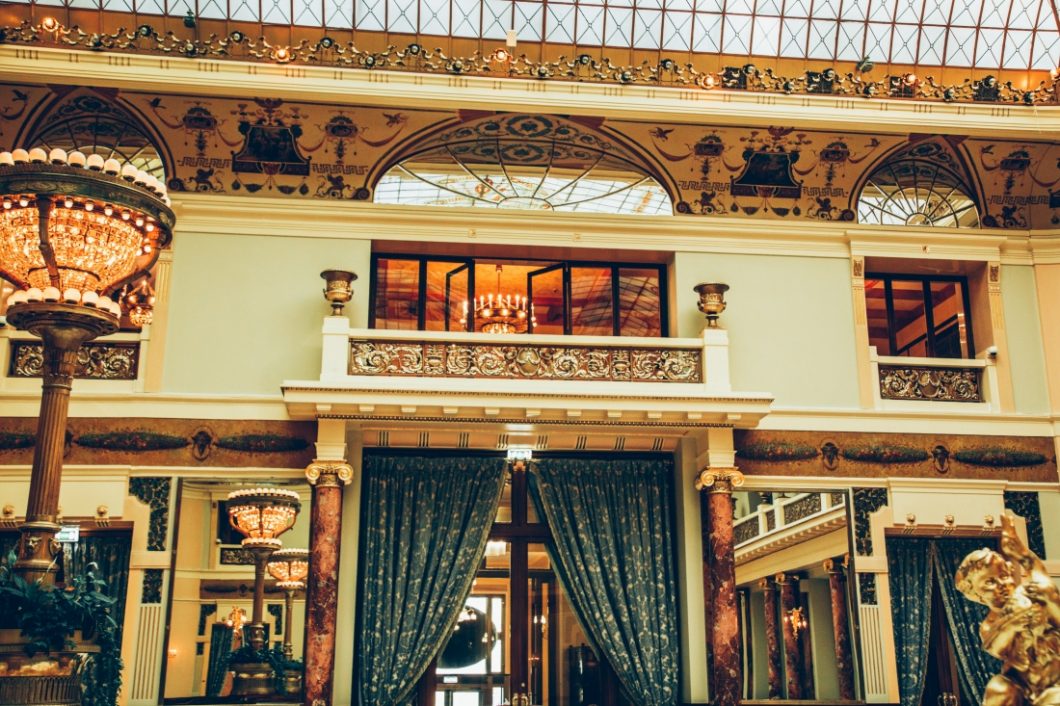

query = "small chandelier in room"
[
  {"left": 226, "top": 487, "right": 302, "bottom": 549},
  {"left": 462, "top": 264, "right": 535, "bottom": 334}
]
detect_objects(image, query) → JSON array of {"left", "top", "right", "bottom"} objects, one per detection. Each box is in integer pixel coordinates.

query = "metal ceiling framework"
[{"left": 8, "top": 0, "right": 1059, "bottom": 72}]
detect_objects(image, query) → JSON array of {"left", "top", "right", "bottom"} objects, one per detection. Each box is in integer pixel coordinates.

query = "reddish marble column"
[
  {"left": 757, "top": 577, "right": 783, "bottom": 699},
  {"left": 776, "top": 573, "right": 802, "bottom": 699},
  {"left": 825, "top": 557, "right": 856, "bottom": 700},
  {"left": 696, "top": 468, "right": 744, "bottom": 706},
  {"left": 304, "top": 461, "right": 353, "bottom": 706}
]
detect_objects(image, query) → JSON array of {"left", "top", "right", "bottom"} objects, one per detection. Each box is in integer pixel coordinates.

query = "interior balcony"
[{"left": 282, "top": 317, "right": 773, "bottom": 438}]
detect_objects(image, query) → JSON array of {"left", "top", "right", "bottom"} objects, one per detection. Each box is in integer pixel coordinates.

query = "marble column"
[
  {"left": 758, "top": 577, "right": 783, "bottom": 699},
  {"left": 695, "top": 468, "right": 744, "bottom": 706},
  {"left": 825, "top": 557, "right": 856, "bottom": 700},
  {"left": 304, "top": 461, "right": 353, "bottom": 706},
  {"left": 776, "top": 573, "right": 802, "bottom": 699}
]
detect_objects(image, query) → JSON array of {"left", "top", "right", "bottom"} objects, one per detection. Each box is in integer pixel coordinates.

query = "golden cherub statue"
[{"left": 955, "top": 513, "right": 1060, "bottom": 706}]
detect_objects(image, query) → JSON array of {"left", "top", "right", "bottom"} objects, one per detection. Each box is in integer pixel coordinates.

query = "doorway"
[{"left": 421, "top": 464, "right": 620, "bottom": 706}]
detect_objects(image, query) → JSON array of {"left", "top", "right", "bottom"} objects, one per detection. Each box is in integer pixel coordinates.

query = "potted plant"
[{"left": 0, "top": 554, "right": 122, "bottom": 706}]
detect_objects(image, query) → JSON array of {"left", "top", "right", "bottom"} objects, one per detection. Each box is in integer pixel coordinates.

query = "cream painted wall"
[
  {"left": 805, "top": 579, "right": 839, "bottom": 700},
  {"left": 1040, "top": 491, "right": 1060, "bottom": 560},
  {"left": 1000, "top": 265, "right": 1050, "bottom": 414},
  {"left": 673, "top": 253, "right": 860, "bottom": 407},
  {"left": 162, "top": 230, "right": 371, "bottom": 394}
]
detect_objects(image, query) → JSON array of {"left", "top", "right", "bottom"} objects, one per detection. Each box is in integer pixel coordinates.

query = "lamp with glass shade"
[
  {"left": 226, "top": 487, "right": 301, "bottom": 696},
  {"left": 267, "top": 547, "right": 309, "bottom": 697},
  {"left": 0, "top": 147, "right": 173, "bottom": 583}
]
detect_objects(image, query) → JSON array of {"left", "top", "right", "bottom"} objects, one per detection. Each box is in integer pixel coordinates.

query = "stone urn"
[{"left": 0, "top": 630, "right": 97, "bottom": 706}]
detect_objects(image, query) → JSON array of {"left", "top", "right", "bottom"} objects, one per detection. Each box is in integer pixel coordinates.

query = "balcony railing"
[
  {"left": 869, "top": 349, "right": 997, "bottom": 406},
  {"left": 735, "top": 491, "right": 847, "bottom": 551}
]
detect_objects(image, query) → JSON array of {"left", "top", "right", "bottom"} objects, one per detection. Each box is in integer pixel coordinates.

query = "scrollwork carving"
[
  {"left": 349, "top": 340, "right": 701, "bottom": 382},
  {"left": 9, "top": 341, "right": 140, "bottom": 380},
  {"left": 878, "top": 365, "right": 982, "bottom": 402}
]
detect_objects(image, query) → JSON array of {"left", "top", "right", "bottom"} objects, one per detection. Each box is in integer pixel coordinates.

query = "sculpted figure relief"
[{"left": 955, "top": 513, "right": 1060, "bottom": 706}]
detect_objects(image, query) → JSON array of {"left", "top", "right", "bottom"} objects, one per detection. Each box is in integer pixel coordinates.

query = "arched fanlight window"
[
  {"left": 26, "top": 93, "right": 167, "bottom": 180},
  {"left": 857, "top": 141, "right": 979, "bottom": 228},
  {"left": 373, "top": 115, "right": 672, "bottom": 216}
]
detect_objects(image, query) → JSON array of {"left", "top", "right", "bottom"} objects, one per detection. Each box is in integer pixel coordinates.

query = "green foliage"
[
  {"left": 76, "top": 431, "right": 188, "bottom": 451},
  {"left": 841, "top": 444, "right": 929, "bottom": 464},
  {"left": 0, "top": 432, "right": 35, "bottom": 450},
  {"left": 216, "top": 434, "right": 309, "bottom": 453},
  {"left": 0, "top": 552, "right": 123, "bottom": 706},
  {"left": 736, "top": 441, "right": 819, "bottom": 461},
  {"left": 954, "top": 448, "right": 1047, "bottom": 468}
]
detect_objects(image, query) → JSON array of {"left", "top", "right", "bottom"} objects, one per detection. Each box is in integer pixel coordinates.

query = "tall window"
[
  {"left": 371, "top": 255, "right": 666, "bottom": 337},
  {"left": 865, "top": 274, "right": 975, "bottom": 359}
]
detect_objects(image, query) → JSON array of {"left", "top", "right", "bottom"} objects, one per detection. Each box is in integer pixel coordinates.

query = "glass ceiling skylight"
[{"left": 16, "top": 0, "right": 1060, "bottom": 71}]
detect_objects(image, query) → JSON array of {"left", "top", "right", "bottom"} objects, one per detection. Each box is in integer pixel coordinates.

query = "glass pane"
[
  {"left": 891, "top": 280, "right": 928, "bottom": 357},
  {"left": 569, "top": 267, "right": 613, "bottom": 336},
  {"left": 929, "top": 281, "right": 971, "bottom": 358},
  {"left": 495, "top": 473, "right": 513, "bottom": 523},
  {"left": 425, "top": 261, "right": 469, "bottom": 332},
  {"left": 617, "top": 267, "right": 662, "bottom": 337},
  {"left": 529, "top": 267, "right": 565, "bottom": 335},
  {"left": 373, "top": 258, "right": 420, "bottom": 329},
  {"left": 864, "top": 279, "right": 891, "bottom": 355}
]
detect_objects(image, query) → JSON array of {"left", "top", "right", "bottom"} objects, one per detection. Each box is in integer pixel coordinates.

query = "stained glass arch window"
[
  {"left": 373, "top": 114, "right": 674, "bottom": 216},
  {"left": 856, "top": 141, "right": 980, "bottom": 229},
  {"left": 24, "top": 93, "right": 168, "bottom": 181}
]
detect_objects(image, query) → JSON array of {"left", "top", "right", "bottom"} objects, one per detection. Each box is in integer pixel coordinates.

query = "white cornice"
[
  {"left": 1, "top": 46, "right": 1058, "bottom": 138},
  {"left": 172, "top": 193, "right": 1054, "bottom": 263}
]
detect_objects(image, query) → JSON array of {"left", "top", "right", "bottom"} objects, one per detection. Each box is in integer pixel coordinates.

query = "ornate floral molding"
[
  {"left": 9, "top": 340, "right": 140, "bottom": 380},
  {"left": 877, "top": 364, "right": 982, "bottom": 402},
  {"left": 852, "top": 487, "right": 888, "bottom": 557},
  {"left": 142, "top": 568, "right": 164, "bottom": 604},
  {"left": 0, "top": 19, "right": 1055, "bottom": 106},
  {"left": 350, "top": 340, "right": 702, "bottom": 382},
  {"left": 782, "top": 493, "right": 822, "bottom": 524},
  {"left": 129, "top": 477, "right": 171, "bottom": 551}
]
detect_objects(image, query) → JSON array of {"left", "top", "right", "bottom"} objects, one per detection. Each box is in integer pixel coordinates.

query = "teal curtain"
[
  {"left": 206, "top": 624, "right": 234, "bottom": 697},
  {"left": 934, "top": 539, "right": 1002, "bottom": 705},
  {"left": 63, "top": 534, "right": 132, "bottom": 644},
  {"left": 886, "top": 537, "right": 935, "bottom": 706},
  {"left": 530, "top": 458, "right": 679, "bottom": 706},
  {"left": 357, "top": 455, "right": 506, "bottom": 706}
]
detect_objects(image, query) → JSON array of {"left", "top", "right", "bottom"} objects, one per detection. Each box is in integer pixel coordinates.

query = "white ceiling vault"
[{"left": 15, "top": 0, "right": 1060, "bottom": 71}]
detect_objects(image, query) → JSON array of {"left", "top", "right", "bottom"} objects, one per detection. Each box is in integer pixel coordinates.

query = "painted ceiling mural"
[{"left": 1, "top": 83, "right": 1057, "bottom": 228}]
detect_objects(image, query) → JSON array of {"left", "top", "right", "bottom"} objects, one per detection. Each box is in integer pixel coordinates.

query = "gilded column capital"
[
  {"left": 758, "top": 576, "right": 775, "bottom": 591},
  {"left": 305, "top": 461, "right": 353, "bottom": 488},
  {"left": 694, "top": 467, "right": 745, "bottom": 493},
  {"left": 823, "top": 554, "right": 849, "bottom": 573},
  {"left": 775, "top": 572, "right": 797, "bottom": 585}
]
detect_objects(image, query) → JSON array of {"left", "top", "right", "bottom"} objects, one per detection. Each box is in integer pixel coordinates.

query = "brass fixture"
[
  {"left": 694, "top": 282, "right": 729, "bottom": 327},
  {"left": 320, "top": 269, "right": 357, "bottom": 316}
]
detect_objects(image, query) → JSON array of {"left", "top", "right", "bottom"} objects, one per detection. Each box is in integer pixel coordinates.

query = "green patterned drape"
[
  {"left": 63, "top": 534, "right": 132, "bottom": 643},
  {"left": 530, "top": 458, "right": 679, "bottom": 706},
  {"left": 934, "top": 539, "right": 1001, "bottom": 705},
  {"left": 206, "top": 624, "right": 234, "bottom": 697},
  {"left": 886, "top": 537, "right": 935, "bottom": 706},
  {"left": 887, "top": 537, "right": 1002, "bottom": 706},
  {"left": 357, "top": 455, "right": 506, "bottom": 706}
]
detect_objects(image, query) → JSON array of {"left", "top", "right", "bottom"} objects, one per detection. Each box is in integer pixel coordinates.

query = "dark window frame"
[
  {"left": 865, "top": 272, "right": 976, "bottom": 359},
  {"left": 369, "top": 253, "right": 669, "bottom": 337}
]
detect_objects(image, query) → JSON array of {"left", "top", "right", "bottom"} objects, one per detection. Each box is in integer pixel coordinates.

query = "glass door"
[
  {"left": 527, "top": 264, "right": 565, "bottom": 335},
  {"left": 443, "top": 262, "right": 472, "bottom": 332}
]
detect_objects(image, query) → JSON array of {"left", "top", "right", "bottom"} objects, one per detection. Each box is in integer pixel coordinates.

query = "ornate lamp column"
[
  {"left": 0, "top": 148, "right": 173, "bottom": 583},
  {"left": 776, "top": 573, "right": 803, "bottom": 699},
  {"left": 226, "top": 487, "right": 302, "bottom": 696},
  {"left": 757, "top": 577, "right": 783, "bottom": 699},
  {"left": 304, "top": 461, "right": 353, "bottom": 706},
  {"left": 695, "top": 467, "right": 744, "bottom": 706},
  {"left": 824, "top": 557, "right": 856, "bottom": 699},
  {"left": 268, "top": 548, "right": 310, "bottom": 696}
]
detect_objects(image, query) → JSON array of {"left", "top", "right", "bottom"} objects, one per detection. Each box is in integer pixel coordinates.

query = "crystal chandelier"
[
  {"left": 227, "top": 487, "right": 302, "bottom": 549},
  {"left": 0, "top": 146, "right": 173, "bottom": 584},
  {"left": 267, "top": 547, "right": 310, "bottom": 665},
  {"left": 461, "top": 264, "right": 535, "bottom": 334}
]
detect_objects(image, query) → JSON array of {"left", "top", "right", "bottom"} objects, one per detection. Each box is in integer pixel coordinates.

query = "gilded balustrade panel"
[
  {"left": 878, "top": 364, "right": 982, "bottom": 402},
  {"left": 348, "top": 340, "right": 702, "bottom": 383},
  {"left": 9, "top": 340, "right": 140, "bottom": 380}
]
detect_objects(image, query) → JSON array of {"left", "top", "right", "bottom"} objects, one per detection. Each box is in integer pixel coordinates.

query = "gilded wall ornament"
[
  {"left": 9, "top": 340, "right": 140, "bottom": 380},
  {"left": 878, "top": 364, "right": 983, "bottom": 402}
]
